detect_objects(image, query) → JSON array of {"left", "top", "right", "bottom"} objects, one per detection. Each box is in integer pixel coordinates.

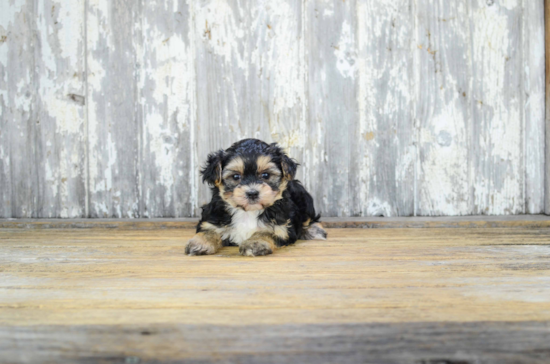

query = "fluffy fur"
[{"left": 185, "top": 138, "right": 327, "bottom": 257}]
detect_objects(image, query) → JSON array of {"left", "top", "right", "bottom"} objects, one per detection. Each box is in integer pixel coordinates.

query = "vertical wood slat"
[
  {"left": 139, "top": 0, "right": 195, "bottom": 217},
  {"left": 524, "top": 0, "right": 546, "bottom": 214},
  {"left": 305, "top": 0, "right": 359, "bottom": 217},
  {"left": 471, "top": 0, "right": 524, "bottom": 215},
  {"left": 415, "top": 1, "right": 472, "bottom": 216},
  {"left": 86, "top": 0, "right": 140, "bottom": 217},
  {"left": 546, "top": 0, "right": 550, "bottom": 215},
  {"left": 0, "top": 0, "right": 36, "bottom": 218},
  {"left": 357, "top": 0, "right": 415, "bottom": 217},
  {"left": 35, "top": 0, "right": 87, "bottom": 217}
]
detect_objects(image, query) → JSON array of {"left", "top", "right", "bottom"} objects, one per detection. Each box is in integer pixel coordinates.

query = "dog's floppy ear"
[
  {"left": 281, "top": 152, "right": 298, "bottom": 180},
  {"left": 201, "top": 149, "right": 225, "bottom": 186},
  {"left": 267, "top": 143, "right": 298, "bottom": 180}
]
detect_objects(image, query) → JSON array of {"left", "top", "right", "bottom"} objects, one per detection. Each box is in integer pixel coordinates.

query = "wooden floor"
[{"left": 1, "top": 227, "right": 550, "bottom": 363}]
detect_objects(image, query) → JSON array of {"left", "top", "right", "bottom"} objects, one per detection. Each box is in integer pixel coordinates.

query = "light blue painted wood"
[{"left": 0, "top": 0, "right": 546, "bottom": 217}]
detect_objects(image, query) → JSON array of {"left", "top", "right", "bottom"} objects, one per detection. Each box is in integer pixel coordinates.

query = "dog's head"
[{"left": 201, "top": 139, "right": 298, "bottom": 211}]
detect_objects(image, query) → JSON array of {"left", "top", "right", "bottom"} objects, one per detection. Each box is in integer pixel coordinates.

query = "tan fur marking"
[
  {"left": 239, "top": 232, "right": 277, "bottom": 257},
  {"left": 201, "top": 222, "right": 226, "bottom": 235},
  {"left": 256, "top": 155, "right": 281, "bottom": 176},
  {"left": 272, "top": 223, "right": 289, "bottom": 240},
  {"left": 256, "top": 155, "right": 273, "bottom": 173},
  {"left": 186, "top": 231, "right": 222, "bottom": 255},
  {"left": 218, "top": 183, "right": 239, "bottom": 208},
  {"left": 223, "top": 157, "right": 245, "bottom": 177},
  {"left": 274, "top": 180, "right": 288, "bottom": 201}
]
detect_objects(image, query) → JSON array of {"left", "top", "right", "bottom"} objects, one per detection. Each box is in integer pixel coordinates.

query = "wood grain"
[
  {"left": 1, "top": 228, "right": 550, "bottom": 326},
  {"left": 471, "top": 0, "right": 524, "bottom": 215},
  {"left": 357, "top": 0, "right": 415, "bottom": 217},
  {"left": 138, "top": 0, "right": 195, "bottom": 217},
  {"left": 2, "top": 322, "right": 550, "bottom": 364},
  {"left": 34, "top": 0, "right": 87, "bottom": 218},
  {"left": 415, "top": 0, "right": 471, "bottom": 216},
  {"left": 2, "top": 215, "right": 550, "bottom": 230},
  {"left": 0, "top": 0, "right": 36, "bottom": 218},
  {"left": 305, "top": 0, "right": 359, "bottom": 217},
  {"left": 524, "top": 0, "right": 546, "bottom": 214},
  {"left": 1, "top": 227, "right": 550, "bottom": 362},
  {"left": 546, "top": 0, "right": 550, "bottom": 215},
  {"left": 86, "top": 0, "right": 140, "bottom": 218},
  {"left": 0, "top": 0, "right": 547, "bottom": 218}
]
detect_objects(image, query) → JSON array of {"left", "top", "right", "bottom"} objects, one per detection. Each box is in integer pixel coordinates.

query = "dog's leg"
[
  {"left": 185, "top": 231, "right": 222, "bottom": 256},
  {"left": 301, "top": 222, "right": 327, "bottom": 240},
  {"left": 239, "top": 232, "right": 277, "bottom": 257}
]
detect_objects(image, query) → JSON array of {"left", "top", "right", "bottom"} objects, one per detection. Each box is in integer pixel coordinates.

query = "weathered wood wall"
[{"left": 0, "top": 0, "right": 546, "bottom": 218}]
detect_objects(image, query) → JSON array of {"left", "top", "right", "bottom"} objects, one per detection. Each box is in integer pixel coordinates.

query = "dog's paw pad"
[{"left": 239, "top": 240, "right": 273, "bottom": 257}]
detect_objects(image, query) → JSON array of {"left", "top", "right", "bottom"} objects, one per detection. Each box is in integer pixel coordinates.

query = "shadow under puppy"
[{"left": 186, "top": 138, "right": 327, "bottom": 257}]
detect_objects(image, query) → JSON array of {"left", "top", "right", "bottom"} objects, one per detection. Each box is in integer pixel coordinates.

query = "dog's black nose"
[{"left": 246, "top": 190, "right": 259, "bottom": 200}]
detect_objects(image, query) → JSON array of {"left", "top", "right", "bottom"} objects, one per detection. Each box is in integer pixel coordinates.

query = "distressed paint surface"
[
  {"left": 523, "top": 0, "right": 545, "bottom": 214},
  {"left": 35, "top": 0, "right": 87, "bottom": 217},
  {"left": 139, "top": 0, "right": 195, "bottom": 217},
  {"left": 357, "top": 0, "right": 415, "bottom": 217},
  {"left": 0, "top": 0, "right": 546, "bottom": 218},
  {"left": 86, "top": 0, "right": 140, "bottom": 218},
  {"left": 415, "top": 0, "right": 472, "bottom": 216},
  {"left": 471, "top": 0, "right": 524, "bottom": 215},
  {"left": 305, "top": 0, "right": 360, "bottom": 217},
  {"left": 0, "top": 0, "right": 36, "bottom": 218},
  {"left": 547, "top": 0, "right": 550, "bottom": 215}
]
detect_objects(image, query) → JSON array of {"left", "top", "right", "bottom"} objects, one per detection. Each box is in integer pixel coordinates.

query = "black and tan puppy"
[{"left": 186, "top": 138, "right": 327, "bottom": 257}]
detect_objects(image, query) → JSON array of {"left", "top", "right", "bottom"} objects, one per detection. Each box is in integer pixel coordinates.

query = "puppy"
[{"left": 186, "top": 138, "right": 327, "bottom": 257}]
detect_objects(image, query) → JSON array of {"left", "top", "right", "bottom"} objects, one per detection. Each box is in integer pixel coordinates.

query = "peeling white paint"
[
  {"left": 0, "top": 0, "right": 546, "bottom": 218},
  {"left": 472, "top": 0, "right": 523, "bottom": 214},
  {"left": 334, "top": 20, "right": 356, "bottom": 79}
]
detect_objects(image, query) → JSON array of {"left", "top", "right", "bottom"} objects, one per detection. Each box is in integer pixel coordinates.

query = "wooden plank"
[
  {"left": 34, "top": 0, "right": 87, "bottom": 217},
  {"left": 304, "top": 0, "right": 359, "bottom": 217},
  {"left": 415, "top": 0, "right": 472, "bottom": 216},
  {"left": 138, "top": 0, "right": 195, "bottom": 217},
  {"left": 193, "top": 0, "right": 304, "bottom": 213},
  {"left": 356, "top": 0, "right": 415, "bottom": 217},
  {"left": 86, "top": 0, "right": 140, "bottom": 218},
  {"left": 471, "top": 0, "right": 524, "bottom": 215},
  {"left": 1, "top": 227, "right": 550, "bottom": 327},
  {"left": 524, "top": 0, "right": 545, "bottom": 214},
  {"left": 546, "top": 0, "right": 550, "bottom": 215},
  {"left": 0, "top": 0, "right": 36, "bottom": 218},
  {"left": 1, "top": 321, "right": 549, "bottom": 364},
  {"left": 1, "top": 227, "right": 550, "bottom": 361},
  {"left": 2, "top": 215, "right": 550, "bottom": 229}
]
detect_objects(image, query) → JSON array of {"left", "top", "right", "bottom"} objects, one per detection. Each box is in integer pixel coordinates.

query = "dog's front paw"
[
  {"left": 185, "top": 233, "right": 220, "bottom": 256},
  {"left": 239, "top": 238, "right": 274, "bottom": 257}
]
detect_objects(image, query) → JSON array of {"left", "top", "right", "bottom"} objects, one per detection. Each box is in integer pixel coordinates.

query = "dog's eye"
[
  {"left": 261, "top": 172, "right": 270, "bottom": 179},
  {"left": 232, "top": 174, "right": 241, "bottom": 181}
]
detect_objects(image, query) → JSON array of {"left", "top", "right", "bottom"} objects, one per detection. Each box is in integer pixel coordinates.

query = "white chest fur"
[{"left": 222, "top": 208, "right": 265, "bottom": 245}]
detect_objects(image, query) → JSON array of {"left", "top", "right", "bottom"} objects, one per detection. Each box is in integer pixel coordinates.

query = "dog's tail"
[{"left": 300, "top": 214, "right": 327, "bottom": 240}]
